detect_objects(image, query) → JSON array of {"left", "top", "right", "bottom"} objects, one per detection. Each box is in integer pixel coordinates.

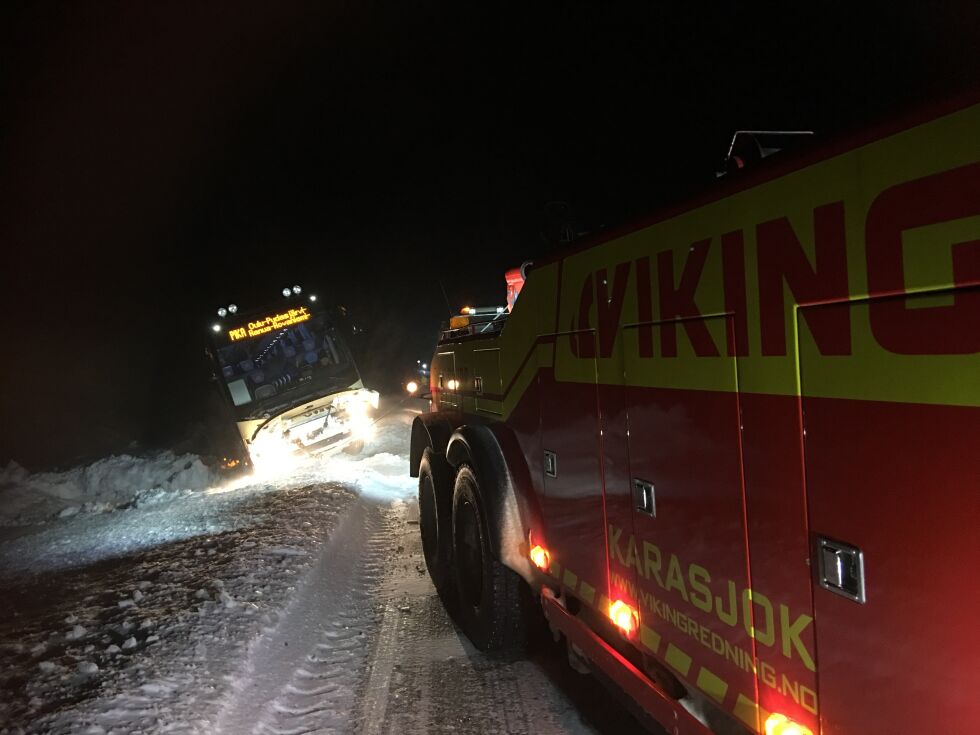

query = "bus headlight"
[
  {"left": 346, "top": 400, "right": 375, "bottom": 440},
  {"left": 249, "top": 425, "right": 300, "bottom": 476}
]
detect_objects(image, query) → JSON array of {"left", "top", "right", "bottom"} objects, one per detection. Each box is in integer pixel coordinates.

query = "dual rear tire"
[
  {"left": 418, "top": 448, "right": 454, "bottom": 593},
  {"left": 418, "top": 449, "right": 526, "bottom": 651}
]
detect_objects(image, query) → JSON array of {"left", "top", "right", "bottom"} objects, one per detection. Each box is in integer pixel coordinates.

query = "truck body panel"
[{"left": 425, "top": 99, "right": 980, "bottom": 734}]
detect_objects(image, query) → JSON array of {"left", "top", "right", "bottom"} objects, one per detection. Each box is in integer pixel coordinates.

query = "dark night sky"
[{"left": 2, "top": 2, "right": 979, "bottom": 469}]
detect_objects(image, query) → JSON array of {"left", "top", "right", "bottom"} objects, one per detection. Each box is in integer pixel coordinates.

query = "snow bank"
[
  {"left": 318, "top": 451, "right": 417, "bottom": 502},
  {"left": 0, "top": 452, "right": 220, "bottom": 525}
]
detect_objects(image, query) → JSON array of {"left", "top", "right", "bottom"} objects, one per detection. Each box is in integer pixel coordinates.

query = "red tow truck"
[{"left": 409, "top": 97, "right": 980, "bottom": 735}]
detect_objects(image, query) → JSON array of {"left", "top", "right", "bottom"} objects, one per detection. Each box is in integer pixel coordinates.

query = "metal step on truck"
[
  {"left": 409, "top": 96, "right": 980, "bottom": 735},
  {"left": 206, "top": 285, "right": 378, "bottom": 472}
]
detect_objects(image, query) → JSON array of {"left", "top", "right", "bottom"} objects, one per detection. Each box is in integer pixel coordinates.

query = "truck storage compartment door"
[
  {"left": 433, "top": 350, "right": 458, "bottom": 411},
  {"left": 619, "top": 316, "right": 759, "bottom": 730},
  {"left": 538, "top": 329, "right": 608, "bottom": 612},
  {"left": 472, "top": 347, "right": 502, "bottom": 416},
  {"left": 799, "top": 288, "right": 980, "bottom": 734}
]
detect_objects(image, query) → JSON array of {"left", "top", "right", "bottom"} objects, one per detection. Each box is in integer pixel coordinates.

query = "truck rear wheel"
[
  {"left": 451, "top": 464, "right": 526, "bottom": 651},
  {"left": 418, "top": 448, "right": 454, "bottom": 593}
]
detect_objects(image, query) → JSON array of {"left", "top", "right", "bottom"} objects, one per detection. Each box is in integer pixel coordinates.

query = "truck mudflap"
[{"left": 541, "top": 589, "right": 712, "bottom": 735}]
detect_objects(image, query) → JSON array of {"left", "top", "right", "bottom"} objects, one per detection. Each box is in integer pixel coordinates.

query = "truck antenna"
[{"left": 438, "top": 279, "right": 453, "bottom": 317}]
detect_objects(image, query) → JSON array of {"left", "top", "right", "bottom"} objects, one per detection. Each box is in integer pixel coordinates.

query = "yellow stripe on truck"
[
  {"left": 665, "top": 643, "right": 693, "bottom": 677},
  {"left": 562, "top": 568, "right": 579, "bottom": 590},
  {"left": 554, "top": 565, "right": 755, "bottom": 725},
  {"left": 734, "top": 693, "right": 771, "bottom": 731},
  {"left": 640, "top": 624, "right": 662, "bottom": 655},
  {"left": 696, "top": 666, "right": 729, "bottom": 704}
]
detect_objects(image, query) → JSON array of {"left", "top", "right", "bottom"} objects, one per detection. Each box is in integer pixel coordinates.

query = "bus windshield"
[{"left": 211, "top": 308, "right": 359, "bottom": 421}]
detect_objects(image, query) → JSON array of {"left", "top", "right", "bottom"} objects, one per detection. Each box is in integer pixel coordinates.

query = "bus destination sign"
[{"left": 228, "top": 307, "right": 311, "bottom": 342}]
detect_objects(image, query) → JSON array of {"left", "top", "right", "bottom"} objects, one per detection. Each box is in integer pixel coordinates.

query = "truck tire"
[
  {"left": 418, "top": 448, "right": 454, "bottom": 593},
  {"left": 451, "top": 464, "right": 526, "bottom": 651}
]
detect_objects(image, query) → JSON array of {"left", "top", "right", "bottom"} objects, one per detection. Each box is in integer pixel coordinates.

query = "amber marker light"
[
  {"left": 765, "top": 713, "right": 813, "bottom": 735},
  {"left": 608, "top": 600, "right": 638, "bottom": 636},
  {"left": 529, "top": 545, "right": 550, "bottom": 571}
]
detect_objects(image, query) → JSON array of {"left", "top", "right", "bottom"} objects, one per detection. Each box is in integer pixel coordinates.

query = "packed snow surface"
[{"left": 0, "top": 399, "right": 644, "bottom": 735}]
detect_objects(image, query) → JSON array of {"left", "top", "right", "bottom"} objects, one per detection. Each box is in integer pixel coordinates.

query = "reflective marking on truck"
[
  {"left": 665, "top": 643, "right": 693, "bottom": 677},
  {"left": 547, "top": 559, "right": 774, "bottom": 727},
  {"left": 696, "top": 666, "right": 729, "bottom": 704},
  {"left": 608, "top": 524, "right": 815, "bottom": 672},
  {"left": 548, "top": 560, "right": 562, "bottom": 580},
  {"left": 610, "top": 565, "right": 820, "bottom": 716},
  {"left": 563, "top": 568, "right": 579, "bottom": 590},
  {"left": 734, "top": 693, "right": 768, "bottom": 730},
  {"left": 640, "top": 623, "right": 661, "bottom": 654}
]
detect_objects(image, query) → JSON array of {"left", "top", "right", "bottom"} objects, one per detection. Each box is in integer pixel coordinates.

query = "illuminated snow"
[
  {"left": 0, "top": 451, "right": 219, "bottom": 526},
  {"left": 1, "top": 401, "right": 594, "bottom": 735}
]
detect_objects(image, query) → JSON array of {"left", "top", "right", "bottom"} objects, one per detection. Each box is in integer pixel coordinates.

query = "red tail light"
[
  {"left": 529, "top": 545, "right": 550, "bottom": 571},
  {"left": 765, "top": 713, "right": 813, "bottom": 735},
  {"left": 608, "top": 600, "right": 638, "bottom": 636}
]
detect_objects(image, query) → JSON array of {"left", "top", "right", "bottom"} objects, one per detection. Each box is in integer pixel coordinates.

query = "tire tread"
[{"left": 452, "top": 463, "right": 527, "bottom": 652}]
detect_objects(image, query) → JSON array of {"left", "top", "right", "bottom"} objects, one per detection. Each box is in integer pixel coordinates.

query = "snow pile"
[
  {"left": 0, "top": 452, "right": 220, "bottom": 525},
  {"left": 334, "top": 401, "right": 418, "bottom": 501},
  {"left": 317, "top": 451, "right": 417, "bottom": 501}
]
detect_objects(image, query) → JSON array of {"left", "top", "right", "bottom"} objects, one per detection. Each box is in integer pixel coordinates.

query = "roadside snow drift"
[{"left": 0, "top": 452, "right": 219, "bottom": 525}]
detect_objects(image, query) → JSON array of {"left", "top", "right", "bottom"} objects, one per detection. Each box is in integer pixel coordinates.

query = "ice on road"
[{"left": 0, "top": 400, "right": 646, "bottom": 734}]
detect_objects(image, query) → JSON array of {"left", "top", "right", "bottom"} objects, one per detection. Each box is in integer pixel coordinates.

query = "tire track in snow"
[
  {"left": 356, "top": 600, "right": 402, "bottom": 735},
  {"left": 359, "top": 503, "right": 540, "bottom": 735},
  {"left": 364, "top": 502, "right": 617, "bottom": 735},
  {"left": 212, "top": 498, "right": 386, "bottom": 735}
]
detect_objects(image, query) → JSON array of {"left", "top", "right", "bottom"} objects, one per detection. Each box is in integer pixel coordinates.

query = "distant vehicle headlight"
[
  {"left": 217, "top": 307, "right": 228, "bottom": 318},
  {"left": 406, "top": 381, "right": 418, "bottom": 394},
  {"left": 211, "top": 324, "right": 221, "bottom": 332}
]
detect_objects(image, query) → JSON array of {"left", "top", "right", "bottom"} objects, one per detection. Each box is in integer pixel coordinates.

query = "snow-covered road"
[{"left": 0, "top": 400, "right": 648, "bottom": 734}]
